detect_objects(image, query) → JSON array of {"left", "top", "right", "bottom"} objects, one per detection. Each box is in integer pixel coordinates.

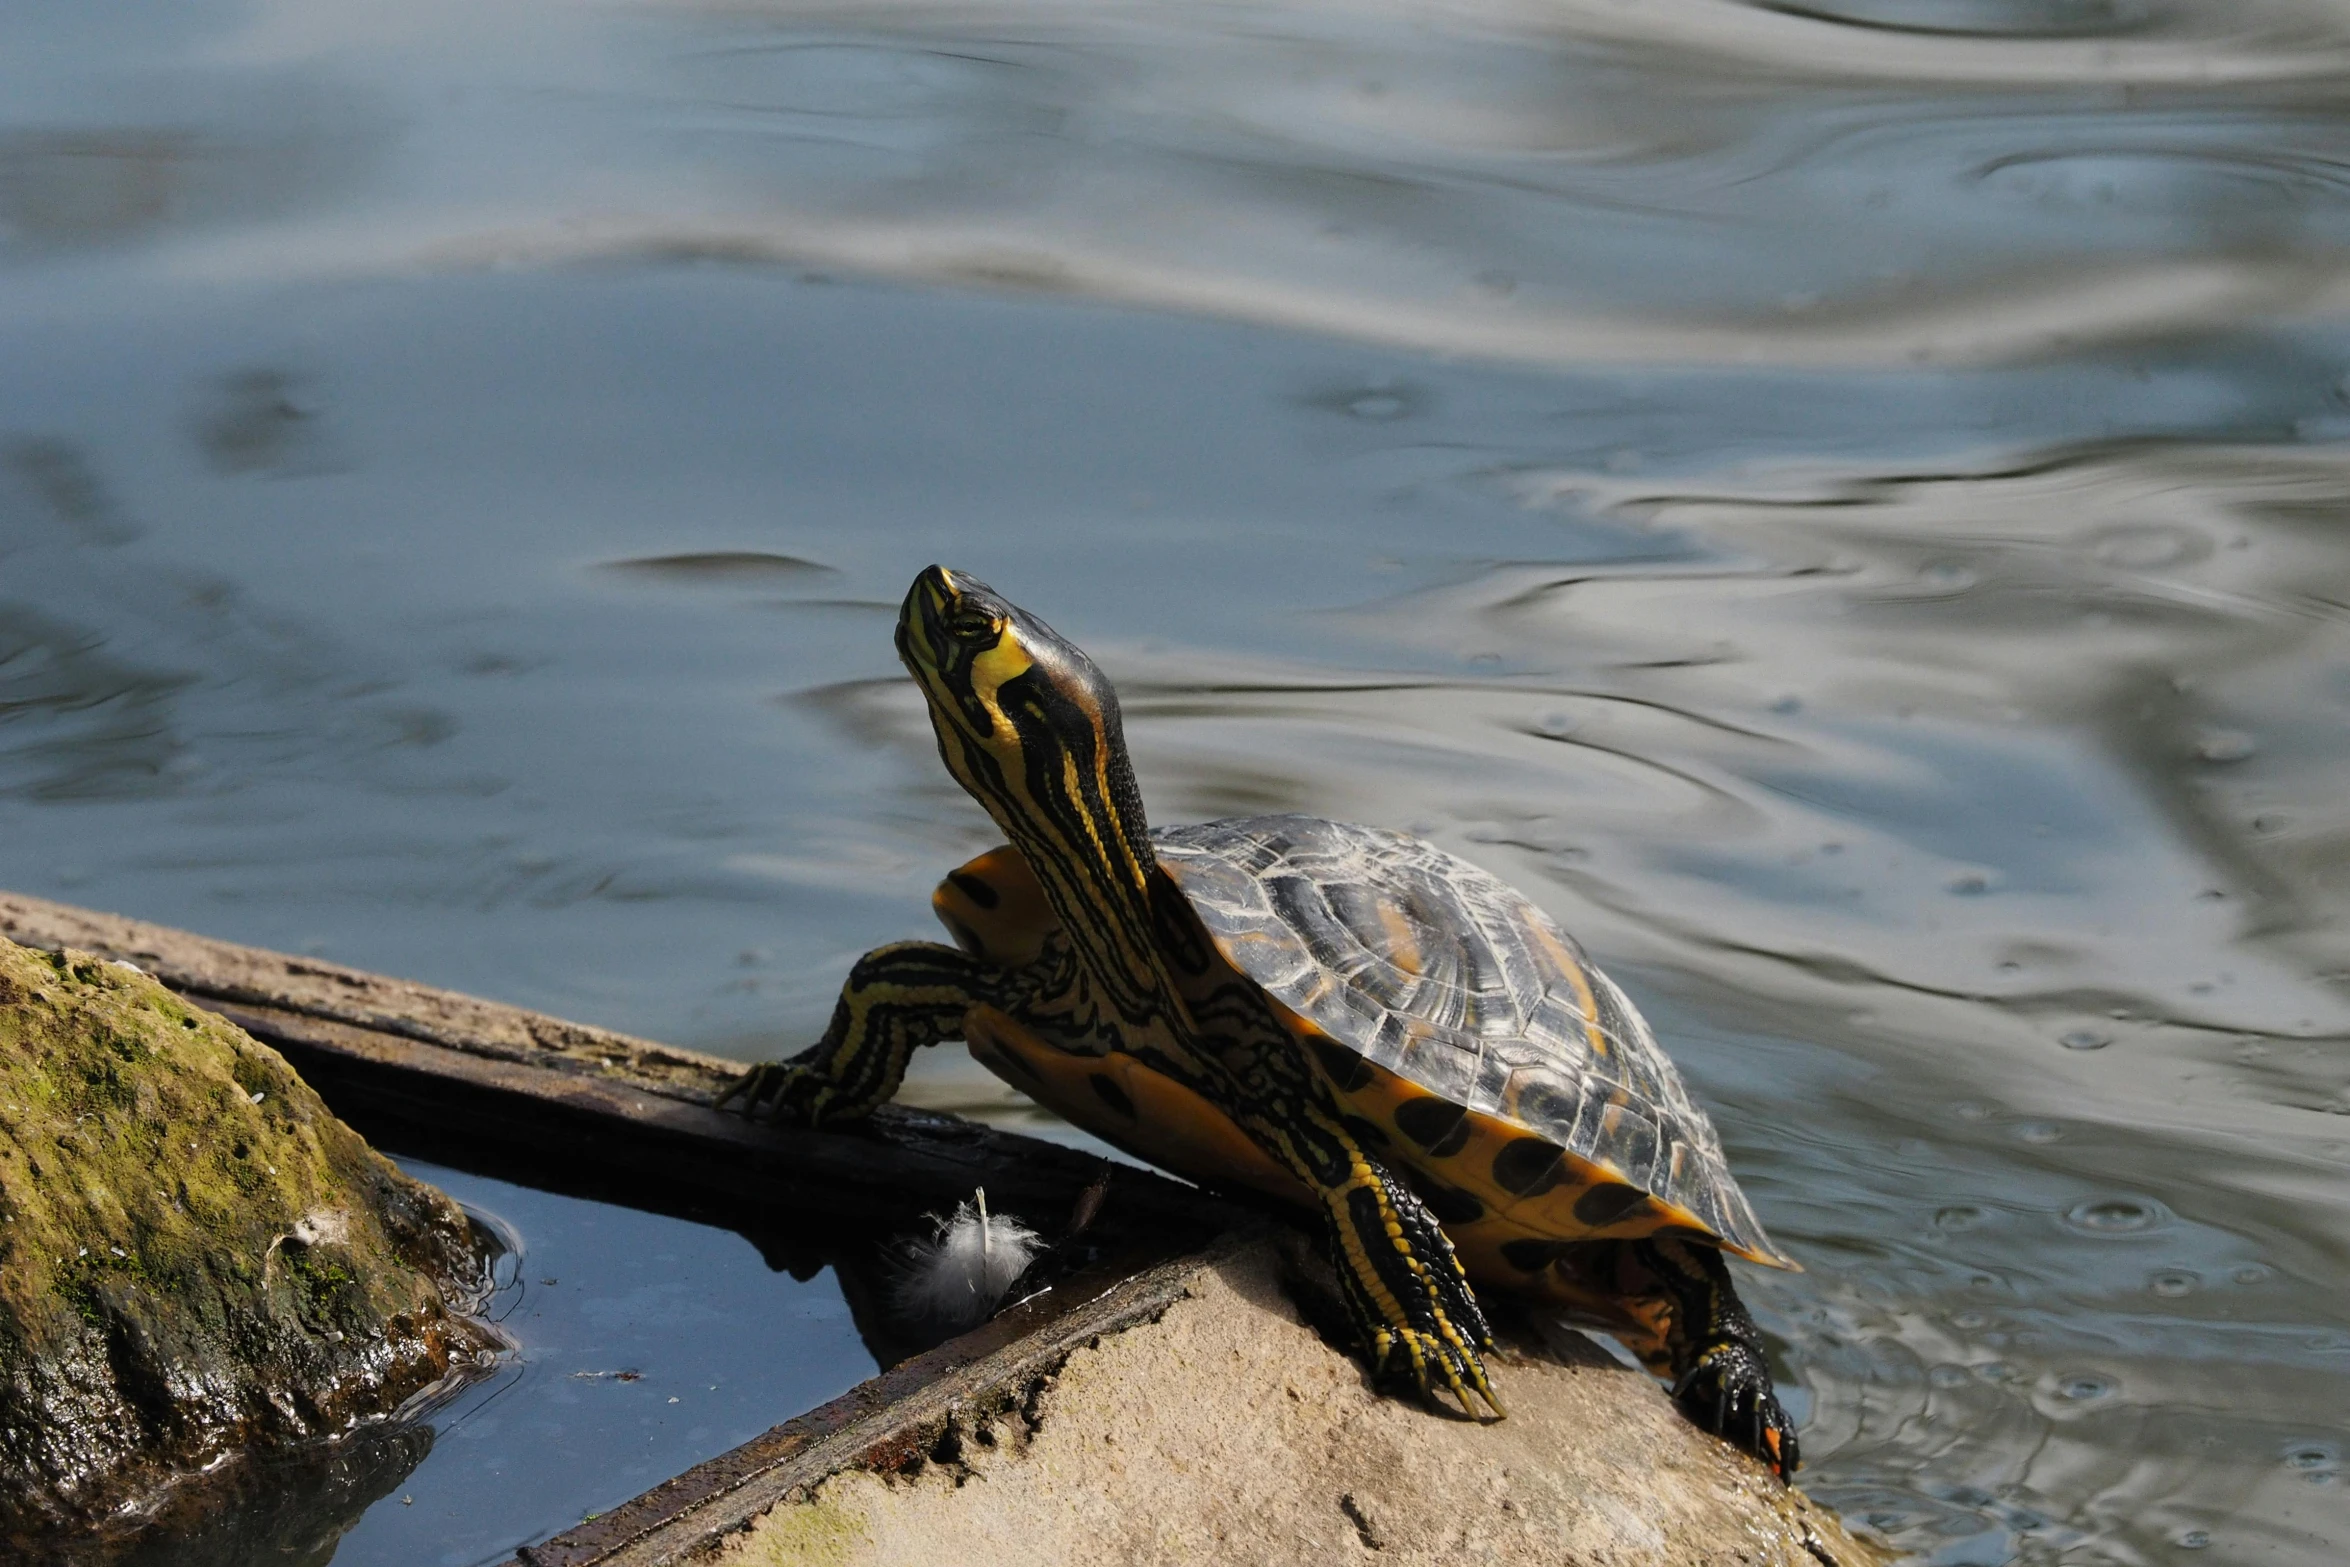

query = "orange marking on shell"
[
  {"left": 962, "top": 1005, "right": 1305, "bottom": 1206},
  {"left": 1548, "top": 942, "right": 1612, "bottom": 1060},
  {"left": 1375, "top": 899, "right": 1423, "bottom": 979},
  {"left": 931, "top": 844, "right": 1059, "bottom": 969},
  {"left": 1222, "top": 947, "right": 1775, "bottom": 1267},
  {"left": 1523, "top": 920, "right": 1610, "bottom": 1061},
  {"left": 1278, "top": 1000, "right": 1716, "bottom": 1247}
]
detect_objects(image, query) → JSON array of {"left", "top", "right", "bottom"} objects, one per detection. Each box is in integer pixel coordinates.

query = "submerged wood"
[
  {"left": 0, "top": 892, "right": 1879, "bottom": 1567},
  {"left": 0, "top": 937, "right": 497, "bottom": 1547}
]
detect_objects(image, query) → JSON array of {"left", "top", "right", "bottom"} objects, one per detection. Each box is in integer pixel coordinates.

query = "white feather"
[{"left": 889, "top": 1188, "right": 1042, "bottom": 1332}]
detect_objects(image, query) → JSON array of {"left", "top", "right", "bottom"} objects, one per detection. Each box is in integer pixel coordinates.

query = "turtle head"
[{"left": 897, "top": 566, "right": 1156, "bottom": 897}]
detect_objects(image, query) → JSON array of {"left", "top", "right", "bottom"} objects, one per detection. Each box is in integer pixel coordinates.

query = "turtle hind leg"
[
  {"left": 717, "top": 941, "right": 999, "bottom": 1126},
  {"left": 1321, "top": 1153, "right": 1504, "bottom": 1420},
  {"left": 1448, "top": 1224, "right": 1799, "bottom": 1473},
  {"left": 1632, "top": 1236, "right": 1800, "bottom": 1480}
]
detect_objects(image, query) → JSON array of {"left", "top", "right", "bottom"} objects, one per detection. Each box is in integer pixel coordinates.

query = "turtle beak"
[
  {"left": 897, "top": 565, "right": 961, "bottom": 670},
  {"left": 898, "top": 565, "right": 1022, "bottom": 692}
]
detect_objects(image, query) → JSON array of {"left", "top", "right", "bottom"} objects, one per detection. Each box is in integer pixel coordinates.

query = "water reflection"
[
  {"left": 99, "top": 1422, "right": 435, "bottom": 1567},
  {"left": 4, "top": 0, "right": 2350, "bottom": 1561},
  {"left": 317, "top": 1159, "right": 884, "bottom": 1567}
]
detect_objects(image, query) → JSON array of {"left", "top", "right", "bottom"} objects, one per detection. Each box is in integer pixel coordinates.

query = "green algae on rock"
[{"left": 0, "top": 937, "right": 498, "bottom": 1543}]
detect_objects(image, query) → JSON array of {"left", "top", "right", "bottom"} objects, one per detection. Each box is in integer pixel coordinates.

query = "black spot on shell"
[
  {"left": 1413, "top": 1181, "right": 1486, "bottom": 1225},
  {"left": 1500, "top": 1238, "right": 1570, "bottom": 1273},
  {"left": 947, "top": 871, "right": 999, "bottom": 909},
  {"left": 1309, "top": 1037, "right": 1375, "bottom": 1092},
  {"left": 1394, "top": 1096, "right": 1470, "bottom": 1158},
  {"left": 1492, "top": 1137, "right": 1566, "bottom": 1197},
  {"left": 1573, "top": 1182, "right": 1651, "bottom": 1228},
  {"left": 1089, "top": 1074, "right": 1136, "bottom": 1120},
  {"left": 1342, "top": 1115, "right": 1391, "bottom": 1151}
]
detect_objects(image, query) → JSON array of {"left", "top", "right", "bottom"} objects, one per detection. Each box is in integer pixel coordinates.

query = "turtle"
[{"left": 722, "top": 565, "right": 1802, "bottom": 1475}]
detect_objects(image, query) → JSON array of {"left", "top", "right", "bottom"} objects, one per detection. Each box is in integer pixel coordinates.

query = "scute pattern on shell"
[{"left": 1153, "top": 814, "right": 1786, "bottom": 1266}]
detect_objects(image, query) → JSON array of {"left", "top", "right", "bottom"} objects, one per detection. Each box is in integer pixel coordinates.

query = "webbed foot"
[
  {"left": 715, "top": 941, "right": 996, "bottom": 1126},
  {"left": 1674, "top": 1338, "right": 1799, "bottom": 1479},
  {"left": 1628, "top": 1235, "right": 1801, "bottom": 1478},
  {"left": 714, "top": 1056, "right": 841, "bottom": 1125}
]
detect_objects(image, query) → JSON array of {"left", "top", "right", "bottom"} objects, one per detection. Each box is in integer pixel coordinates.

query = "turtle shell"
[{"left": 1153, "top": 814, "right": 1790, "bottom": 1269}]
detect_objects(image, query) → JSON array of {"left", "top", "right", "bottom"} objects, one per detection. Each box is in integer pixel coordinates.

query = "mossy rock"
[{"left": 0, "top": 937, "right": 496, "bottom": 1545}]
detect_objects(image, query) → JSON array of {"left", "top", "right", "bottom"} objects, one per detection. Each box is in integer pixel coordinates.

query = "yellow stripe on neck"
[{"left": 970, "top": 634, "right": 1035, "bottom": 725}]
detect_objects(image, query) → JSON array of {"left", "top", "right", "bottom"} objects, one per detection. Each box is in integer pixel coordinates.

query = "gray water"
[
  {"left": 6, "top": 2, "right": 2350, "bottom": 1562},
  {"left": 313, "top": 1160, "right": 879, "bottom": 1567}
]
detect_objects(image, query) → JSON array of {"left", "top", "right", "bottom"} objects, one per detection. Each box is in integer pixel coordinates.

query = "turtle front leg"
[
  {"left": 717, "top": 941, "right": 996, "bottom": 1126},
  {"left": 1633, "top": 1236, "right": 1800, "bottom": 1479},
  {"left": 1318, "top": 1148, "right": 1504, "bottom": 1419}
]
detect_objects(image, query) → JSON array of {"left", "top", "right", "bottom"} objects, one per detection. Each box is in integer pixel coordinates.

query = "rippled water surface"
[{"left": 8, "top": 2, "right": 2350, "bottom": 1562}]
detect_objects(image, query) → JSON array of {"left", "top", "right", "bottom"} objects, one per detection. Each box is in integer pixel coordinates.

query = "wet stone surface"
[{"left": 0, "top": 939, "right": 495, "bottom": 1550}]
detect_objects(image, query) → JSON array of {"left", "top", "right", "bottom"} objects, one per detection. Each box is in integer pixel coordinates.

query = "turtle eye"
[{"left": 944, "top": 610, "right": 1001, "bottom": 645}]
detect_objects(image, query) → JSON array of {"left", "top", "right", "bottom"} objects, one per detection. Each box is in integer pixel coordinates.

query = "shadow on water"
[{"left": 8, "top": 0, "right": 2350, "bottom": 1561}]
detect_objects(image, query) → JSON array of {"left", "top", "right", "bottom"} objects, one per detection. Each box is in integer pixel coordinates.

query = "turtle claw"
[
  {"left": 1673, "top": 1340, "right": 1799, "bottom": 1480},
  {"left": 1328, "top": 1157, "right": 1506, "bottom": 1423},
  {"left": 715, "top": 1060, "right": 835, "bottom": 1125},
  {"left": 1373, "top": 1325, "right": 1506, "bottom": 1421}
]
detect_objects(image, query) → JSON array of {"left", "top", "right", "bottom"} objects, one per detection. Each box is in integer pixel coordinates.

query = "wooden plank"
[
  {"left": 0, "top": 889, "right": 1221, "bottom": 1223},
  {"left": 0, "top": 889, "right": 796, "bottom": 1098},
  {"left": 207, "top": 992, "right": 1179, "bottom": 1225}
]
